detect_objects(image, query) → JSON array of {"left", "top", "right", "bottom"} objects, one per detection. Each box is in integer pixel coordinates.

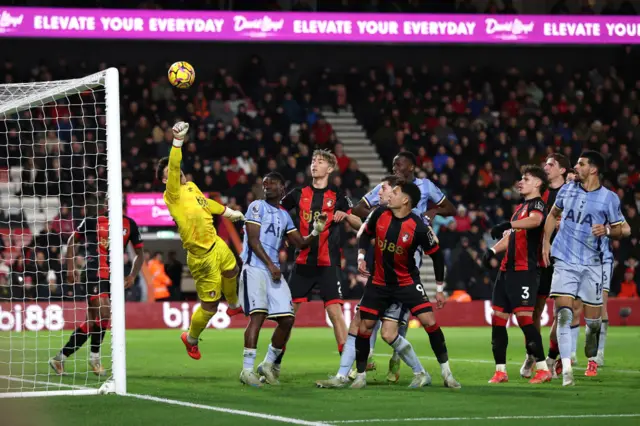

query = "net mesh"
[{"left": 0, "top": 72, "right": 114, "bottom": 395}]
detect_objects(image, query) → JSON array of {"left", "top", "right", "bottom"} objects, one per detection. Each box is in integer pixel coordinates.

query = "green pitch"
[{"left": 1, "top": 327, "right": 640, "bottom": 426}]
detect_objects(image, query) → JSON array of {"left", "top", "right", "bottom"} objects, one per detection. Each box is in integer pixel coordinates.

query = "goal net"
[{"left": 0, "top": 68, "right": 125, "bottom": 397}]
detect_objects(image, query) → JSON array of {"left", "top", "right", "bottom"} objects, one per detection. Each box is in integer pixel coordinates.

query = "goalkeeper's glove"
[
  {"left": 172, "top": 121, "right": 189, "bottom": 147},
  {"left": 223, "top": 207, "right": 245, "bottom": 223},
  {"left": 311, "top": 213, "right": 328, "bottom": 237}
]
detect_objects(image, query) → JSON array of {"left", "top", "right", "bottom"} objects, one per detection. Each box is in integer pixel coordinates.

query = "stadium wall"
[{"left": 0, "top": 299, "right": 638, "bottom": 332}]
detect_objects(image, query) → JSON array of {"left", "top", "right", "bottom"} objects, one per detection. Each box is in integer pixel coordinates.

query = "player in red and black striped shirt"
[
  {"left": 50, "top": 201, "right": 144, "bottom": 377},
  {"left": 484, "top": 165, "right": 552, "bottom": 384},
  {"left": 353, "top": 182, "right": 461, "bottom": 389},
  {"left": 277, "top": 149, "right": 356, "bottom": 370}
]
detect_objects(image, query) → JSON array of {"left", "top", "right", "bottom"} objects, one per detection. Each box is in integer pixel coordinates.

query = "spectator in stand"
[
  {"left": 334, "top": 143, "right": 351, "bottom": 174},
  {"left": 342, "top": 159, "right": 369, "bottom": 192},
  {"left": 454, "top": 204, "right": 472, "bottom": 233},
  {"left": 50, "top": 203, "right": 75, "bottom": 241},
  {"left": 312, "top": 115, "right": 333, "bottom": 146},
  {"left": 618, "top": 268, "right": 638, "bottom": 298}
]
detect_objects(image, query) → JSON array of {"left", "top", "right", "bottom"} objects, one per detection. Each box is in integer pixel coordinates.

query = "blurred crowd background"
[{"left": 0, "top": 0, "right": 639, "bottom": 303}]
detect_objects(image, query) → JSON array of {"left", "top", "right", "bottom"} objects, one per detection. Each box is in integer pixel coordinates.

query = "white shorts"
[
  {"left": 549, "top": 258, "right": 605, "bottom": 307},
  {"left": 239, "top": 264, "right": 294, "bottom": 318},
  {"left": 603, "top": 262, "right": 613, "bottom": 293}
]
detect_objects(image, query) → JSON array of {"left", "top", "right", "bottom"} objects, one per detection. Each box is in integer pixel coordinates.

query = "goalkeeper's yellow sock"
[
  {"left": 188, "top": 306, "right": 216, "bottom": 343},
  {"left": 222, "top": 274, "right": 239, "bottom": 307}
]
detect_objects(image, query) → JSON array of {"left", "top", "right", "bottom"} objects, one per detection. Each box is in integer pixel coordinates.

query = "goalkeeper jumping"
[{"left": 157, "top": 121, "right": 245, "bottom": 360}]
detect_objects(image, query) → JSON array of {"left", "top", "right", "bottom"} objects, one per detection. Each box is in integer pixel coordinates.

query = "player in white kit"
[{"left": 239, "top": 172, "right": 327, "bottom": 387}]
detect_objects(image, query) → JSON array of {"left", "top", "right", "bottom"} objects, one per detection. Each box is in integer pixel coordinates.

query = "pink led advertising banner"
[{"left": 0, "top": 7, "right": 640, "bottom": 43}]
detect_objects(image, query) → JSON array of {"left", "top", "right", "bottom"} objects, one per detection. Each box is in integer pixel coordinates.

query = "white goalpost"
[{"left": 0, "top": 68, "right": 125, "bottom": 397}]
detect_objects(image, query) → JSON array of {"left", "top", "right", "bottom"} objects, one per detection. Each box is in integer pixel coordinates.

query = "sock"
[
  {"left": 390, "top": 335, "right": 424, "bottom": 374},
  {"left": 598, "top": 320, "right": 609, "bottom": 355},
  {"left": 491, "top": 315, "right": 508, "bottom": 366},
  {"left": 222, "top": 274, "right": 239, "bottom": 307},
  {"left": 556, "top": 307, "right": 573, "bottom": 362},
  {"left": 264, "top": 344, "right": 283, "bottom": 364},
  {"left": 61, "top": 322, "right": 89, "bottom": 358},
  {"left": 338, "top": 334, "right": 357, "bottom": 377},
  {"left": 355, "top": 331, "right": 371, "bottom": 373},
  {"left": 390, "top": 321, "right": 409, "bottom": 362},
  {"left": 518, "top": 316, "right": 545, "bottom": 363},
  {"left": 425, "top": 323, "right": 449, "bottom": 364},
  {"left": 243, "top": 348, "right": 257, "bottom": 370},
  {"left": 188, "top": 306, "right": 216, "bottom": 344},
  {"left": 274, "top": 345, "right": 286, "bottom": 366},
  {"left": 90, "top": 319, "right": 109, "bottom": 356},
  {"left": 370, "top": 321, "right": 381, "bottom": 352},
  {"left": 584, "top": 317, "right": 602, "bottom": 359},
  {"left": 548, "top": 337, "right": 559, "bottom": 360},
  {"left": 90, "top": 351, "right": 100, "bottom": 362},
  {"left": 570, "top": 324, "right": 579, "bottom": 356}
]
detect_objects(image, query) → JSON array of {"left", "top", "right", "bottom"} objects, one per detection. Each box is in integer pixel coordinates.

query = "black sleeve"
[
  {"left": 529, "top": 198, "right": 546, "bottom": 216},
  {"left": 128, "top": 217, "right": 144, "bottom": 248},
  {"left": 358, "top": 208, "right": 383, "bottom": 250},
  {"left": 280, "top": 187, "right": 301, "bottom": 212},
  {"left": 336, "top": 191, "right": 354, "bottom": 212},
  {"left": 415, "top": 222, "right": 440, "bottom": 255},
  {"left": 429, "top": 249, "right": 445, "bottom": 283}
]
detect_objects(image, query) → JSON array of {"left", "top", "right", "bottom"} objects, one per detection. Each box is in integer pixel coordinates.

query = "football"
[{"left": 168, "top": 61, "right": 195, "bottom": 89}]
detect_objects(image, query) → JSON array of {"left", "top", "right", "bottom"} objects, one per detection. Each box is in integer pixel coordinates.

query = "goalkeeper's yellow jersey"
[{"left": 163, "top": 146, "right": 227, "bottom": 256}]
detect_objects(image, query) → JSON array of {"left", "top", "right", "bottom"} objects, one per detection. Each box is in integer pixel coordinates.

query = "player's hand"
[
  {"left": 66, "top": 270, "right": 75, "bottom": 285},
  {"left": 592, "top": 224, "right": 608, "bottom": 237},
  {"left": 357, "top": 259, "right": 370, "bottom": 277},
  {"left": 268, "top": 263, "right": 282, "bottom": 282},
  {"left": 482, "top": 249, "right": 496, "bottom": 269},
  {"left": 172, "top": 121, "right": 189, "bottom": 140},
  {"left": 490, "top": 222, "right": 512, "bottom": 240},
  {"left": 124, "top": 275, "right": 135, "bottom": 289},
  {"left": 434, "top": 291, "right": 446, "bottom": 310},
  {"left": 313, "top": 213, "right": 328, "bottom": 234},
  {"left": 542, "top": 240, "right": 551, "bottom": 268},
  {"left": 333, "top": 211, "right": 348, "bottom": 222},
  {"left": 223, "top": 208, "right": 245, "bottom": 223}
]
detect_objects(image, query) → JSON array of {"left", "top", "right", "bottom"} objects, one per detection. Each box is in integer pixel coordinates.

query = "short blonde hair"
[{"left": 312, "top": 149, "right": 337, "bottom": 170}]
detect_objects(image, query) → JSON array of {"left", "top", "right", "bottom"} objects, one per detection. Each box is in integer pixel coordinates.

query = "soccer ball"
[{"left": 168, "top": 61, "right": 195, "bottom": 89}]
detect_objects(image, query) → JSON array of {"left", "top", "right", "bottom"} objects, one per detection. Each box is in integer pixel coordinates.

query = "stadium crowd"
[{"left": 1, "top": 46, "right": 639, "bottom": 302}]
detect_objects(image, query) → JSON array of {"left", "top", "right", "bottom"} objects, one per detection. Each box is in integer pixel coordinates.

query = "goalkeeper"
[{"left": 157, "top": 121, "right": 245, "bottom": 360}]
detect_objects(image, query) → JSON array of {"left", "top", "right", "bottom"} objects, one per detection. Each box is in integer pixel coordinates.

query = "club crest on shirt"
[
  {"left": 402, "top": 233, "right": 410, "bottom": 243},
  {"left": 209, "top": 291, "right": 216, "bottom": 298},
  {"left": 326, "top": 199, "right": 333, "bottom": 208},
  {"left": 251, "top": 204, "right": 260, "bottom": 218}
]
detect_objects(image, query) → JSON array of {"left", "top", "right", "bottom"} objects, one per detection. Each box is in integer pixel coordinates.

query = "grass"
[{"left": 1, "top": 327, "right": 639, "bottom": 426}]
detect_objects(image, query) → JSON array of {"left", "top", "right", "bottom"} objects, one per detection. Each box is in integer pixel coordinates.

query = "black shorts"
[
  {"left": 492, "top": 269, "right": 538, "bottom": 314},
  {"left": 289, "top": 264, "right": 343, "bottom": 306},
  {"left": 87, "top": 279, "right": 110, "bottom": 300},
  {"left": 359, "top": 281, "right": 432, "bottom": 321},
  {"left": 538, "top": 265, "right": 553, "bottom": 298}
]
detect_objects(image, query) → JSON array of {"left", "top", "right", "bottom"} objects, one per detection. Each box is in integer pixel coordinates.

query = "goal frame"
[{"left": 0, "top": 68, "right": 126, "bottom": 397}]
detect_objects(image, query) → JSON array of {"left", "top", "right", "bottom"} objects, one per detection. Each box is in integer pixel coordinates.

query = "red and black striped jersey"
[
  {"left": 281, "top": 184, "right": 353, "bottom": 268},
  {"left": 362, "top": 208, "right": 439, "bottom": 287},
  {"left": 75, "top": 215, "right": 143, "bottom": 279},
  {"left": 500, "top": 197, "right": 546, "bottom": 272}
]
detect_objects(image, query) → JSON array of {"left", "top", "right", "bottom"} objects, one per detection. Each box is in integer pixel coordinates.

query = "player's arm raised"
[
  {"left": 286, "top": 213, "right": 328, "bottom": 249},
  {"left": 165, "top": 122, "right": 189, "bottom": 203}
]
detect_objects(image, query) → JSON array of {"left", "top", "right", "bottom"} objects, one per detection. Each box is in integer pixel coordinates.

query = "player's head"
[
  {"left": 544, "top": 153, "right": 571, "bottom": 181},
  {"left": 392, "top": 152, "right": 416, "bottom": 180},
  {"left": 388, "top": 181, "right": 420, "bottom": 211},
  {"left": 576, "top": 150, "right": 605, "bottom": 182},
  {"left": 566, "top": 168, "right": 577, "bottom": 183},
  {"left": 311, "top": 149, "right": 337, "bottom": 179},
  {"left": 156, "top": 157, "right": 187, "bottom": 185},
  {"left": 518, "top": 165, "right": 548, "bottom": 197},
  {"left": 263, "top": 172, "right": 286, "bottom": 201},
  {"left": 378, "top": 175, "right": 399, "bottom": 206}
]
